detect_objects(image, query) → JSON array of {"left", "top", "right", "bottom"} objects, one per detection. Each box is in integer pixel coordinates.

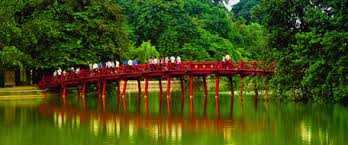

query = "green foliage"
[
  {"left": 260, "top": 0, "right": 348, "bottom": 101},
  {"left": 0, "top": 46, "right": 30, "bottom": 67},
  {"left": 0, "top": 0, "right": 129, "bottom": 68},
  {"left": 232, "top": 0, "right": 261, "bottom": 23},
  {"left": 125, "top": 41, "right": 159, "bottom": 64}
]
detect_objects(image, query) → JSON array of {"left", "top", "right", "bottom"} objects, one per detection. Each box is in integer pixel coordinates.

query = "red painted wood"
[
  {"left": 82, "top": 81, "right": 86, "bottom": 99},
  {"left": 137, "top": 79, "right": 142, "bottom": 111},
  {"left": 116, "top": 80, "right": 121, "bottom": 109},
  {"left": 62, "top": 86, "right": 67, "bottom": 99},
  {"left": 240, "top": 76, "right": 244, "bottom": 101},
  {"left": 102, "top": 80, "right": 107, "bottom": 98},
  {"left": 166, "top": 76, "right": 171, "bottom": 113},
  {"left": 189, "top": 75, "right": 193, "bottom": 113},
  {"left": 228, "top": 76, "right": 234, "bottom": 102},
  {"left": 215, "top": 75, "right": 220, "bottom": 115},
  {"left": 203, "top": 76, "right": 208, "bottom": 115},
  {"left": 121, "top": 79, "right": 127, "bottom": 112},
  {"left": 180, "top": 76, "right": 185, "bottom": 113},
  {"left": 159, "top": 78, "right": 163, "bottom": 113},
  {"left": 144, "top": 78, "right": 149, "bottom": 113}
]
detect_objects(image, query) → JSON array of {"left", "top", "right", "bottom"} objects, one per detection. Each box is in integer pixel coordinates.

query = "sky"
[{"left": 225, "top": 0, "right": 240, "bottom": 10}]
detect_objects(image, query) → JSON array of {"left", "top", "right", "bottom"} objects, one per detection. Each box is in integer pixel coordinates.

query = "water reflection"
[
  {"left": 39, "top": 95, "right": 273, "bottom": 144},
  {"left": 1, "top": 92, "right": 347, "bottom": 145}
]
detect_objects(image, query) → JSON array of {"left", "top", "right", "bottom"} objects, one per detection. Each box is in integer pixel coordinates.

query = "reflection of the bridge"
[{"left": 39, "top": 99, "right": 271, "bottom": 144}]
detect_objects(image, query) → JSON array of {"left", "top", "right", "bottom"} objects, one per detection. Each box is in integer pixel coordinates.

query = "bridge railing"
[{"left": 39, "top": 61, "right": 276, "bottom": 89}]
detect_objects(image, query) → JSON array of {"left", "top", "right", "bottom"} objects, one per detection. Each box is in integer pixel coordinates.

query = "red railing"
[{"left": 39, "top": 61, "right": 275, "bottom": 89}]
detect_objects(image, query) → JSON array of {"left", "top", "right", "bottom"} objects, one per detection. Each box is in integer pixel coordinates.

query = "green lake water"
[{"left": 0, "top": 87, "right": 347, "bottom": 145}]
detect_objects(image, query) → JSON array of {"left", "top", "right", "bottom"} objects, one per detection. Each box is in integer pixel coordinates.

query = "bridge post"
[
  {"left": 82, "top": 81, "right": 87, "bottom": 99},
  {"left": 254, "top": 79, "right": 258, "bottom": 101},
  {"left": 62, "top": 86, "right": 67, "bottom": 99},
  {"left": 144, "top": 77, "right": 149, "bottom": 113},
  {"left": 116, "top": 80, "right": 121, "bottom": 109},
  {"left": 203, "top": 76, "right": 208, "bottom": 115},
  {"left": 102, "top": 80, "right": 107, "bottom": 98},
  {"left": 77, "top": 85, "right": 81, "bottom": 98},
  {"left": 121, "top": 79, "right": 128, "bottom": 112},
  {"left": 228, "top": 76, "right": 235, "bottom": 100},
  {"left": 215, "top": 75, "right": 220, "bottom": 115},
  {"left": 97, "top": 82, "right": 101, "bottom": 98},
  {"left": 137, "top": 79, "right": 142, "bottom": 112},
  {"left": 166, "top": 75, "right": 171, "bottom": 113},
  {"left": 240, "top": 76, "right": 244, "bottom": 101},
  {"left": 180, "top": 76, "right": 185, "bottom": 113},
  {"left": 189, "top": 75, "right": 194, "bottom": 113},
  {"left": 265, "top": 82, "right": 269, "bottom": 101},
  {"left": 159, "top": 78, "right": 163, "bottom": 113}
]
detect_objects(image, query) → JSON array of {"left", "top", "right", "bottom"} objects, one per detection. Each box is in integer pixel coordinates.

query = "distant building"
[{"left": 0, "top": 64, "right": 32, "bottom": 87}]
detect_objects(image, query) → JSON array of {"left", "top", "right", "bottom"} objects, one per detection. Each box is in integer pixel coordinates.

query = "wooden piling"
[{"left": 121, "top": 79, "right": 128, "bottom": 112}]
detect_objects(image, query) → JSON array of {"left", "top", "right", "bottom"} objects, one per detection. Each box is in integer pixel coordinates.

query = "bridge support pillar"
[
  {"left": 215, "top": 75, "right": 220, "bottom": 115},
  {"left": 189, "top": 75, "right": 194, "bottom": 113},
  {"left": 240, "top": 76, "right": 244, "bottom": 101},
  {"left": 102, "top": 80, "right": 107, "bottom": 98},
  {"left": 159, "top": 78, "right": 163, "bottom": 113},
  {"left": 144, "top": 77, "right": 149, "bottom": 113},
  {"left": 203, "top": 76, "right": 208, "bottom": 115},
  {"left": 97, "top": 82, "right": 101, "bottom": 98},
  {"left": 228, "top": 76, "right": 235, "bottom": 100},
  {"left": 180, "top": 76, "right": 185, "bottom": 113},
  {"left": 254, "top": 79, "right": 258, "bottom": 101},
  {"left": 228, "top": 76, "right": 234, "bottom": 111},
  {"left": 265, "top": 82, "right": 269, "bottom": 101},
  {"left": 62, "top": 86, "right": 67, "bottom": 99},
  {"left": 116, "top": 80, "right": 121, "bottom": 109},
  {"left": 166, "top": 76, "right": 171, "bottom": 113},
  {"left": 82, "top": 81, "right": 86, "bottom": 99},
  {"left": 77, "top": 86, "right": 81, "bottom": 98},
  {"left": 137, "top": 79, "right": 142, "bottom": 112},
  {"left": 121, "top": 79, "right": 128, "bottom": 112}
]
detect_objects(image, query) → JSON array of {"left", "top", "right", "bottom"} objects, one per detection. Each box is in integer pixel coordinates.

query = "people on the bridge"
[
  {"left": 57, "top": 67, "right": 62, "bottom": 78},
  {"left": 89, "top": 64, "right": 93, "bottom": 70},
  {"left": 133, "top": 60, "right": 138, "bottom": 65},
  {"left": 170, "top": 56, "right": 175, "bottom": 63},
  {"left": 98, "top": 63, "right": 103, "bottom": 70},
  {"left": 153, "top": 57, "right": 158, "bottom": 64},
  {"left": 128, "top": 59, "right": 133, "bottom": 66},
  {"left": 161, "top": 57, "right": 165, "bottom": 64},
  {"left": 110, "top": 61, "right": 115, "bottom": 68},
  {"left": 165, "top": 56, "right": 169, "bottom": 64},
  {"left": 76, "top": 67, "right": 80, "bottom": 75},
  {"left": 93, "top": 63, "right": 98, "bottom": 70},
  {"left": 115, "top": 60, "right": 120, "bottom": 68},
  {"left": 176, "top": 56, "right": 181, "bottom": 64},
  {"left": 225, "top": 54, "right": 231, "bottom": 61}
]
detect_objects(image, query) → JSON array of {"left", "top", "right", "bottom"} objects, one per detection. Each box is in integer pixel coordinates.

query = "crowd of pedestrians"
[{"left": 51, "top": 54, "right": 234, "bottom": 80}]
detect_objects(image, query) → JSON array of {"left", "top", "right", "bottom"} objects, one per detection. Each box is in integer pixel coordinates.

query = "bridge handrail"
[{"left": 38, "top": 61, "right": 276, "bottom": 89}]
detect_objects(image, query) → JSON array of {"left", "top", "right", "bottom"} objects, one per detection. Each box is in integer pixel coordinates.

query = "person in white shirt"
[
  {"left": 225, "top": 54, "right": 231, "bottom": 61},
  {"left": 176, "top": 56, "right": 181, "bottom": 64},
  {"left": 57, "top": 68, "right": 62, "bottom": 76},
  {"left": 153, "top": 57, "right": 158, "bottom": 64},
  {"left": 128, "top": 59, "right": 133, "bottom": 66},
  {"left": 93, "top": 63, "right": 98, "bottom": 70},
  {"left": 165, "top": 57, "right": 169, "bottom": 64},
  {"left": 115, "top": 61, "right": 120, "bottom": 68},
  {"left": 170, "top": 56, "right": 175, "bottom": 63}
]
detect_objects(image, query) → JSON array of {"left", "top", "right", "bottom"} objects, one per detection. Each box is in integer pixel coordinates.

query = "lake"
[{"left": 0, "top": 87, "right": 347, "bottom": 145}]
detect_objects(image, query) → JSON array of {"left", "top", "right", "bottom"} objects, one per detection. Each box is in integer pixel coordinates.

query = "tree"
[
  {"left": 232, "top": 0, "right": 261, "bottom": 23},
  {"left": 259, "top": 0, "right": 348, "bottom": 101}
]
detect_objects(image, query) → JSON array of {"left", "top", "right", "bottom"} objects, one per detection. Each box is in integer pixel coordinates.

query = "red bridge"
[{"left": 39, "top": 61, "right": 275, "bottom": 114}]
